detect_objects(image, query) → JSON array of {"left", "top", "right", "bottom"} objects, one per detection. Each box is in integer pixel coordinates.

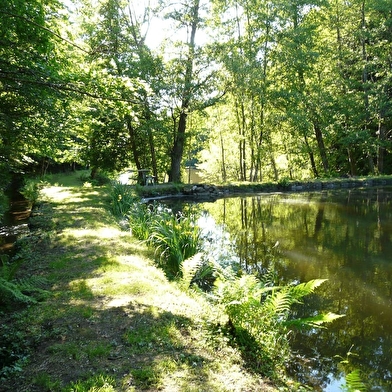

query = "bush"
[{"left": 19, "top": 179, "right": 41, "bottom": 204}]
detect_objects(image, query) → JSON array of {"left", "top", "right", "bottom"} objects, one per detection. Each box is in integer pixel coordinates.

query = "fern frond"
[
  {"left": 343, "top": 369, "right": 367, "bottom": 392},
  {"left": 285, "top": 312, "right": 345, "bottom": 329},
  {"left": 181, "top": 253, "right": 204, "bottom": 288},
  {"left": 18, "top": 275, "right": 49, "bottom": 290},
  {"left": 265, "top": 290, "right": 292, "bottom": 315},
  {"left": 290, "top": 279, "right": 328, "bottom": 301},
  {"left": 0, "top": 277, "right": 36, "bottom": 307}
]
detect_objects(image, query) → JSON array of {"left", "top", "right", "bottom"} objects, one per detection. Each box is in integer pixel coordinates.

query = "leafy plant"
[
  {"left": 109, "top": 181, "right": 138, "bottom": 218},
  {"left": 340, "top": 370, "right": 367, "bottom": 392},
  {"left": 127, "top": 202, "right": 154, "bottom": 240},
  {"left": 19, "top": 179, "right": 41, "bottom": 204},
  {"left": 146, "top": 207, "right": 201, "bottom": 278},
  {"left": 0, "top": 254, "right": 49, "bottom": 308},
  {"left": 212, "top": 275, "right": 343, "bottom": 373},
  {"left": 336, "top": 347, "right": 367, "bottom": 392},
  {"left": 180, "top": 253, "right": 218, "bottom": 291}
]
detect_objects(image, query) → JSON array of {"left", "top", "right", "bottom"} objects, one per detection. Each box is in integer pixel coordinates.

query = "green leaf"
[
  {"left": 341, "top": 369, "right": 367, "bottom": 392},
  {"left": 285, "top": 312, "right": 345, "bottom": 329}
]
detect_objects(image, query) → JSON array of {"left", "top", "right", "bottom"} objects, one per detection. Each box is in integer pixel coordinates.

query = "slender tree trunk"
[
  {"left": 360, "top": 0, "right": 375, "bottom": 175},
  {"left": 126, "top": 117, "right": 144, "bottom": 183},
  {"left": 235, "top": 98, "right": 247, "bottom": 181},
  {"left": 220, "top": 132, "right": 227, "bottom": 182},
  {"left": 169, "top": 111, "right": 187, "bottom": 182},
  {"left": 168, "top": 0, "right": 199, "bottom": 182},
  {"left": 377, "top": 121, "right": 386, "bottom": 174},
  {"left": 313, "top": 119, "right": 329, "bottom": 174},
  {"left": 347, "top": 148, "right": 357, "bottom": 176},
  {"left": 304, "top": 134, "right": 319, "bottom": 177},
  {"left": 270, "top": 153, "right": 278, "bottom": 181},
  {"left": 147, "top": 128, "right": 158, "bottom": 181}
]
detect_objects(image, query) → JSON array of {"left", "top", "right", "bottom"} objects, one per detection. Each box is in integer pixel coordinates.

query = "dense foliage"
[{"left": 1, "top": 0, "right": 392, "bottom": 190}]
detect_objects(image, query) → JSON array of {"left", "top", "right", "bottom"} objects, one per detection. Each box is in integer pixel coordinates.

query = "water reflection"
[{"left": 192, "top": 188, "right": 392, "bottom": 391}]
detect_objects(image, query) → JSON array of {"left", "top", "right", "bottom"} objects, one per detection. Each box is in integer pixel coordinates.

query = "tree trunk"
[
  {"left": 270, "top": 153, "right": 278, "bottom": 181},
  {"left": 126, "top": 117, "right": 144, "bottom": 183},
  {"left": 168, "top": 0, "right": 199, "bottom": 183},
  {"left": 377, "top": 122, "right": 386, "bottom": 174},
  {"left": 148, "top": 127, "right": 158, "bottom": 181},
  {"left": 347, "top": 148, "right": 357, "bottom": 176},
  {"left": 313, "top": 119, "right": 329, "bottom": 174},
  {"left": 304, "top": 134, "right": 319, "bottom": 178},
  {"left": 220, "top": 132, "right": 227, "bottom": 182},
  {"left": 169, "top": 111, "right": 187, "bottom": 182}
]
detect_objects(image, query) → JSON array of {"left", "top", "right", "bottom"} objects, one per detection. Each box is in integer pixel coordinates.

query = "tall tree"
[
  {"left": 163, "top": 0, "right": 222, "bottom": 182},
  {"left": 0, "top": 0, "right": 72, "bottom": 176},
  {"left": 75, "top": 0, "right": 165, "bottom": 179}
]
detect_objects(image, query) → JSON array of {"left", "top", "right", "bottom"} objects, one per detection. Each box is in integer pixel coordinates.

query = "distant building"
[{"left": 185, "top": 166, "right": 202, "bottom": 184}]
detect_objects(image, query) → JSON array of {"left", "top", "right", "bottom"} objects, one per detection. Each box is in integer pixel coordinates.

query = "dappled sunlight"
[
  {"left": 63, "top": 226, "right": 123, "bottom": 240},
  {"left": 41, "top": 185, "right": 104, "bottom": 204}
]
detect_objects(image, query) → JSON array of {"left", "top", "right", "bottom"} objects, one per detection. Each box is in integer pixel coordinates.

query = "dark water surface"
[{"left": 178, "top": 187, "right": 392, "bottom": 391}]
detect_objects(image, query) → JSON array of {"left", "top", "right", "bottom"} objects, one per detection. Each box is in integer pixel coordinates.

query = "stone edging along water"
[{"left": 140, "top": 176, "right": 392, "bottom": 202}]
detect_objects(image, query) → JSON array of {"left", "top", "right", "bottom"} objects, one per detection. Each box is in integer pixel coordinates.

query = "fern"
[
  {"left": 0, "top": 255, "right": 24, "bottom": 281},
  {"left": 285, "top": 312, "right": 345, "bottom": 329},
  {"left": 0, "top": 277, "right": 36, "bottom": 307},
  {"left": 341, "top": 369, "right": 367, "bottom": 392},
  {"left": 213, "top": 275, "right": 343, "bottom": 371},
  {"left": 18, "top": 276, "right": 49, "bottom": 300},
  {"left": 0, "top": 273, "right": 49, "bottom": 308},
  {"left": 181, "top": 253, "right": 205, "bottom": 288},
  {"left": 289, "top": 279, "right": 328, "bottom": 303},
  {"left": 267, "top": 290, "right": 292, "bottom": 315}
]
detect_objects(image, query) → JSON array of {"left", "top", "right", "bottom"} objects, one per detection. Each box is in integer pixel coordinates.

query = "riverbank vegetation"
[{"left": 0, "top": 172, "right": 360, "bottom": 391}]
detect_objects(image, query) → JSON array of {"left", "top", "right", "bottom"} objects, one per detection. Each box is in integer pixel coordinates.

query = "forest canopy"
[{"left": 1, "top": 0, "right": 392, "bottom": 187}]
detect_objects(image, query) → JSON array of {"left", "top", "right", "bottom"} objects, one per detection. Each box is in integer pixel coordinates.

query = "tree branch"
[
  {"left": 3, "top": 11, "right": 91, "bottom": 54},
  {"left": 0, "top": 71, "right": 141, "bottom": 104}
]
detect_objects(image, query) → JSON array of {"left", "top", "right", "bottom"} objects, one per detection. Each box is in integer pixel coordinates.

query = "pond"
[{"left": 173, "top": 187, "right": 392, "bottom": 391}]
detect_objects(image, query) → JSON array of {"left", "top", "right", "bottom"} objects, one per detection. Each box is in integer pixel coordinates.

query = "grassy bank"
[{"left": 1, "top": 172, "right": 286, "bottom": 392}]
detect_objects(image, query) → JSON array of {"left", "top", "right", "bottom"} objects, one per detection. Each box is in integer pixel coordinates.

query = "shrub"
[{"left": 19, "top": 179, "right": 41, "bottom": 204}]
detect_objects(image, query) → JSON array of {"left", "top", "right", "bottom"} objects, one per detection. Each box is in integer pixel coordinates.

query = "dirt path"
[{"left": 1, "top": 179, "right": 277, "bottom": 392}]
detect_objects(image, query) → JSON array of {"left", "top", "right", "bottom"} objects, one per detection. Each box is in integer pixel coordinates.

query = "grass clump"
[
  {"left": 146, "top": 207, "right": 201, "bottom": 279},
  {"left": 108, "top": 181, "right": 138, "bottom": 219},
  {"left": 124, "top": 202, "right": 202, "bottom": 279}
]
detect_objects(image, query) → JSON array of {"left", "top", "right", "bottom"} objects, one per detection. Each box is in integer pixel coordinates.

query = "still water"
[{"left": 179, "top": 187, "right": 392, "bottom": 391}]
